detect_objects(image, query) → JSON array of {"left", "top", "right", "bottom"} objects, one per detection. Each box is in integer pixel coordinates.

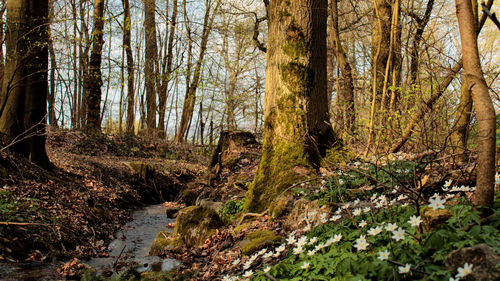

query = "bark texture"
[
  {"left": 84, "top": 0, "right": 105, "bottom": 131},
  {"left": 122, "top": 0, "right": 135, "bottom": 134},
  {"left": 0, "top": 0, "right": 50, "bottom": 168},
  {"left": 245, "top": 0, "right": 338, "bottom": 212},
  {"left": 455, "top": 0, "right": 496, "bottom": 208},
  {"left": 144, "top": 0, "right": 158, "bottom": 133}
]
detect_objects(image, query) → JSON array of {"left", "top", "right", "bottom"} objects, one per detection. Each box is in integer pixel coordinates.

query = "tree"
[
  {"left": 144, "top": 0, "right": 158, "bottom": 133},
  {"left": 174, "top": 0, "right": 221, "bottom": 143},
  {"left": 245, "top": 0, "right": 338, "bottom": 212},
  {"left": 0, "top": 0, "right": 50, "bottom": 168},
  {"left": 122, "top": 0, "right": 135, "bottom": 134},
  {"left": 84, "top": 0, "right": 106, "bottom": 131},
  {"left": 455, "top": 0, "right": 496, "bottom": 208}
]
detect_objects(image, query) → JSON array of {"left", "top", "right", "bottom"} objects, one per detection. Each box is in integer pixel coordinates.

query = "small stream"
[{"left": 0, "top": 204, "right": 180, "bottom": 280}]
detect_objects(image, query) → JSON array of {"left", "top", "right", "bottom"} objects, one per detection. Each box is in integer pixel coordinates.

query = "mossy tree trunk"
[
  {"left": 455, "top": 0, "right": 496, "bottom": 208},
  {"left": 0, "top": 0, "right": 50, "bottom": 169},
  {"left": 84, "top": 0, "right": 105, "bottom": 132},
  {"left": 245, "top": 0, "right": 338, "bottom": 212}
]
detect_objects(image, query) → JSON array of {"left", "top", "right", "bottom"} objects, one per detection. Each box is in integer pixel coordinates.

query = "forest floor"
[
  {"left": 0, "top": 129, "right": 499, "bottom": 281},
  {"left": 0, "top": 129, "right": 205, "bottom": 271}
]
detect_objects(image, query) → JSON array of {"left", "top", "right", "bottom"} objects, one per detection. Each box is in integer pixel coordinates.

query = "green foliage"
[
  {"left": 245, "top": 177, "right": 500, "bottom": 281},
  {"left": 219, "top": 198, "right": 245, "bottom": 224},
  {"left": 0, "top": 189, "right": 46, "bottom": 223}
]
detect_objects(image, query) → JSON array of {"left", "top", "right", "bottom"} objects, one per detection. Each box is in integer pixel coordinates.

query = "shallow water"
[{"left": 0, "top": 204, "right": 180, "bottom": 280}]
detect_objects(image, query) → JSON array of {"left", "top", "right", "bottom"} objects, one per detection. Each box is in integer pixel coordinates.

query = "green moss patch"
[
  {"left": 239, "top": 230, "right": 282, "bottom": 255},
  {"left": 174, "top": 206, "right": 224, "bottom": 247}
]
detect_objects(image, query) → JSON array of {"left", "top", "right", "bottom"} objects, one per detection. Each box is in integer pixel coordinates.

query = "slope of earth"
[{"left": 0, "top": 129, "right": 205, "bottom": 263}]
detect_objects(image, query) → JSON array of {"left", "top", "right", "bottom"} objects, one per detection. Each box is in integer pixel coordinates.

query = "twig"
[
  {"left": 0, "top": 221, "right": 58, "bottom": 227},
  {"left": 264, "top": 273, "right": 279, "bottom": 281},
  {"left": 113, "top": 244, "right": 127, "bottom": 271},
  {"left": 482, "top": 1, "right": 500, "bottom": 30}
]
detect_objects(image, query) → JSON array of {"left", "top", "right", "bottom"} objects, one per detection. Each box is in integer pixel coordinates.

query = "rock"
[
  {"left": 420, "top": 207, "right": 453, "bottom": 232},
  {"left": 199, "top": 199, "right": 224, "bottom": 213},
  {"left": 269, "top": 195, "right": 294, "bottom": 219},
  {"left": 174, "top": 206, "right": 224, "bottom": 247},
  {"left": 284, "top": 199, "right": 332, "bottom": 230},
  {"left": 149, "top": 231, "right": 173, "bottom": 256},
  {"left": 446, "top": 244, "right": 500, "bottom": 281},
  {"left": 181, "top": 187, "right": 199, "bottom": 206},
  {"left": 165, "top": 207, "right": 180, "bottom": 218},
  {"left": 238, "top": 230, "right": 282, "bottom": 255}
]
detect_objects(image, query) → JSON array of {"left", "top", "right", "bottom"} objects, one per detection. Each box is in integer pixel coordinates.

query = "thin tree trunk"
[
  {"left": 47, "top": 0, "right": 58, "bottom": 128},
  {"left": 122, "top": 0, "right": 135, "bottom": 134},
  {"left": 84, "top": 0, "right": 105, "bottom": 132},
  {"left": 455, "top": 0, "right": 496, "bottom": 208},
  {"left": 144, "top": 0, "right": 158, "bottom": 133},
  {"left": 158, "top": 0, "right": 178, "bottom": 134},
  {"left": 174, "top": 0, "right": 221, "bottom": 143}
]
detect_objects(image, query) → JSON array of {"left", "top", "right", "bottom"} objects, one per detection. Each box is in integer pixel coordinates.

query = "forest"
[{"left": 0, "top": 0, "right": 499, "bottom": 280}]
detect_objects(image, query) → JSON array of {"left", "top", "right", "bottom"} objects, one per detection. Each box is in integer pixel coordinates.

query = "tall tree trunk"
[
  {"left": 450, "top": 0, "right": 478, "bottom": 163},
  {"left": 174, "top": 0, "right": 221, "bottom": 143},
  {"left": 48, "top": 0, "right": 58, "bottom": 128},
  {"left": 455, "top": 0, "right": 496, "bottom": 208},
  {"left": 245, "top": 0, "right": 338, "bottom": 212},
  {"left": 0, "top": 0, "right": 50, "bottom": 168},
  {"left": 158, "top": 0, "right": 178, "bottom": 134},
  {"left": 144, "top": 0, "right": 158, "bottom": 133},
  {"left": 84, "top": 0, "right": 105, "bottom": 132},
  {"left": 329, "top": 0, "right": 355, "bottom": 135},
  {"left": 122, "top": 0, "right": 135, "bottom": 134},
  {"left": 0, "top": 1, "right": 6, "bottom": 89}
]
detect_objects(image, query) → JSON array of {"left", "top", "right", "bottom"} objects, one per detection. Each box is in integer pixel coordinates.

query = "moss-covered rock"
[
  {"left": 238, "top": 230, "right": 282, "bottom": 255},
  {"left": 181, "top": 188, "right": 198, "bottom": 206},
  {"left": 174, "top": 206, "right": 224, "bottom": 247},
  {"left": 233, "top": 223, "right": 252, "bottom": 235},
  {"left": 150, "top": 231, "right": 174, "bottom": 256},
  {"left": 421, "top": 207, "right": 453, "bottom": 232},
  {"left": 269, "top": 195, "right": 294, "bottom": 219},
  {"left": 128, "top": 161, "right": 155, "bottom": 180}
]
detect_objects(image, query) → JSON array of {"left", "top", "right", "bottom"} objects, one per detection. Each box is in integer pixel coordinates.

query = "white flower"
[
  {"left": 293, "top": 246, "right": 304, "bottom": 254},
  {"left": 326, "top": 233, "right": 342, "bottom": 246},
  {"left": 315, "top": 243, "right": 326, "bottom": 251},
  {"left": 257, "top": 248, "right": 267, "bottom": 256},
  {"left": 263, "top": 251, "right": 274, "bottom": 259},
  {"left": 303, "top": 224, "right": 312, "bottom": 231},
  {"left": 397, "top": 194, "right": 408, "bottom": 201},
  {"left": 276, "top": 244, "right": 286, "bottom": 253},
  {"left": 444, "top": 179, "right": 452, "bottom": 188},
  {"left": 408, "top": 215, "right": 422, "bottom": 227},
  {"left": 308, "top": 237, "right": 317, "bottom": 245},
  {"left": 342, "top": 202, "right": 350, "bottom": 209},
  {"left": 378, "top": 249, "right": 390, "bottom": 261},
  {"left": 321, "top": 179, "right": 327, "bottom": 185},
  {"left": 456, "top": 262, "right": 473, "bottom": 278},
  {"left": 428, "top": 196, "right": 446, "bottom": 210},
  {"left": 339, "top": 179, "right": 344, "bottom": 185},
  {"left": 307, "top": 210, "right": 318, "bottom": 221},
  {"left": 249, "top": 254, "right": 258, "bottom": 262},
  {"left": 243, "top": 260, "right": 252, "bottom": 270},
  {"left": 320, "top": 213, "right": 328, "bottom": 223},
  {"left": 242, "top": 270, "right": 253, "bottom": 278},
  {"left": 330, "top": 215, "right": 342, "bottom": 222},
  {"left": 286, "top": 235, "right": 297, "bottom": 245},
  {"left": 307, "top": 249, "right": 316, "bottom": 256},
  {"left": 353, "top": 199, "right": 361, "bottom": 206},
  {"left": 222, "top": 275, "right": 235, "bottom": 281},
  {"left": 335, "top": 208, "right": 343, "bottom": 215},
  {"left": 353, "top": 208, "right": 362, "bottom": 216},
  {"left": 398, "top": 264, "right": 411, "bottom": 274},
  {"left": 431, "top": 193, "right": 440, "bottom": 198},
  {"left": 363, "top": 207, "right": 371, "bottom": 213},
  {"left": 359, "top": 220, "right": 367, "bottom": 228},
  {"left": 354, "top": 235, "right": 369, "bottom": 251},
  {"left": 392, "top": 228, "right": 405, "bottom": 241},
  {"left": 368, "top": 226, "right": 383, "bottom": 236},
  {"left": 232, "top": 258, "right": 240, "bottom": 265},
  {"left": 446, "top": 194, "right": 455, "bottom": 200},
  {"left": 449, "top": 277, "right": 458, "bottom": 281},
  {"left": 297, "top": 236, "right": 308, "bottom": 247},
  {"left": 263, "top": 266, "right": 271, "bottom": 273},
  {"left": 385, "top": 223, "right": 398, "bottom": 232},
  {"left": 371, "top": 194, "right": 378, "bottom": 201},
  {"left": 301, "top": 262, "right": 310, "bottom": 269}
]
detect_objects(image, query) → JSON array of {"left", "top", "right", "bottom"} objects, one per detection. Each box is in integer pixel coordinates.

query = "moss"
[
  {"left": 269, "top": 195, "right": 293, "bottom": 219},
  {"left": 141, "top": 269, "right": 196, "bottom": 281},
  {"left": 279, "top": 62, "right": 312, "bottom": 94},
  {"left": 128, "top": 161, "right": 154, "bottom": 180},
  {"left": 322, "top": 146, "right": 355, "bottom": 167},
  {"left": 149, "top": 231, "right": 173, "bottom": 256},
  {"left": 240, "top": 230, "right": 282, "bottom": 255},
  {"left": 233, "top": 223, "right": 252, "bottom": 235},
  {"left": 420, "top": 207, "right": 453, "bottom": 232},
  {"left": 282, "top": 24, "right": 308, "bottom": 60},
  {"left": 174, "top": 206, "right": 223, "bottom": 247}
]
